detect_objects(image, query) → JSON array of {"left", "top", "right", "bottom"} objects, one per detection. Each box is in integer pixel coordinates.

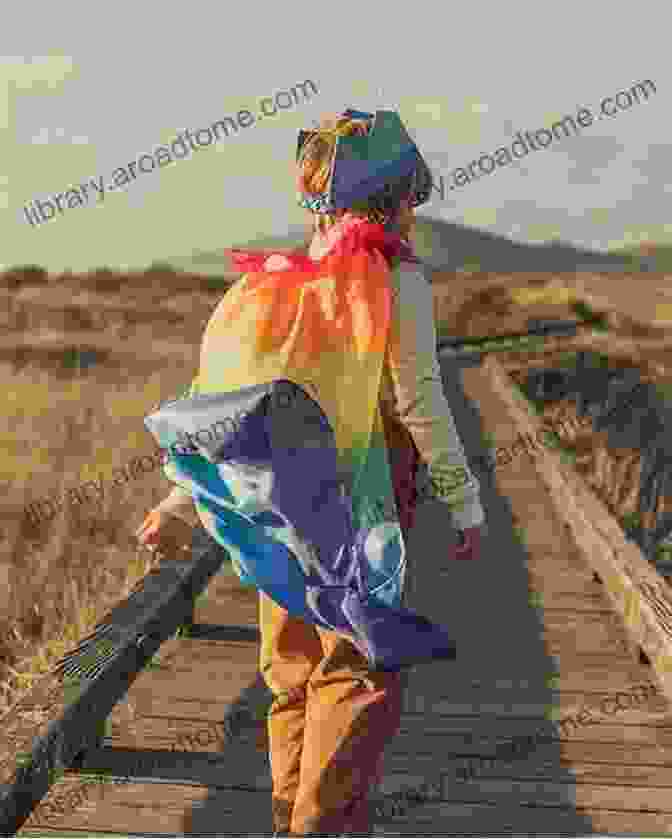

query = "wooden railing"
[
  {"left": 437, "top": 318, "right": 581, "bottom": 355},
  {"left": 0, "top": 529, "right": 227, "bottom": 836}
]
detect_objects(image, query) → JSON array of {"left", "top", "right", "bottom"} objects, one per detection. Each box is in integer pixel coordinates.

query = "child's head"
[{"left": 296, "top": 113, "right": 418, "bottom": 239}]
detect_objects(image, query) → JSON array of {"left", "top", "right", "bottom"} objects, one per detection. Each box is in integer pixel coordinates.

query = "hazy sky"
[{"left": 2, "top": 0, "right": 669, "bottom": 274}]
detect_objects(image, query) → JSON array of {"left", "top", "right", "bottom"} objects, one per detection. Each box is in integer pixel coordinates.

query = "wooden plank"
[
  {"left": 527, "top": 580, "right": 610, "bottom": 598},
  {"left": 377, "top": 773, "right": 672, "bottom": 812},
  {"left": 20, "top": 832, "right": 133, "bottom": 837},
  {"left": 526, "top": 569, "right": 598, "bottom": 589},
  {"left": 407, "top": 663, "right": 658, "bottom": 696},
  {"left": 523, "top": 557, "right": 597, "bottom": 574},
  {"left": 69, "top": 744, "right": 271, "bottom": 789},
  {"left": 533, "top": 592, "right": 618, "bottom": 611},
  {"left": 397, "top": 711, "right": 672, "bottom": 746},
  {"left": 375, "top": 800, "right": 672, "bottom": 837},
  {"left": 385, "top": 737, "right": 672, "bottom": 771},
  {"left": 400, "top": 693, "right": 670, "bottom": 722},
  {"left": 541, "top": 607, "right": 639, "bottom": 629},
  {"left": 121, "top": 640, "right": 261, "bottom": 722},
  {"left": 405, "top": 666, "right": 662, "bottom": 718},
  {"left": 108, "top": 710, "right": 268, "bottom": 756},
  {"left": 540, "top": 636, "right": 639, "bottom": 661},
  {"left": 539, "top": 614, "right": 640, "bottom": 642},
  {"left": 193, "top": 584, "right": 259, "bottom": 625},
  {"left": 19, "top": 782, "right": 272, "bottom": 837}
]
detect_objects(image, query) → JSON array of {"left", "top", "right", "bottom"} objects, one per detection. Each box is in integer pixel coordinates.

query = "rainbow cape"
[{"left": 145, "top": 218, "right": 457, "bottom": 671}]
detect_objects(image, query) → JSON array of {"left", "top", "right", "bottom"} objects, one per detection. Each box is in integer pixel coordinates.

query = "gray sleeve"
[{"left": 385, "top": 263, "right": 485, "bottom": 529}]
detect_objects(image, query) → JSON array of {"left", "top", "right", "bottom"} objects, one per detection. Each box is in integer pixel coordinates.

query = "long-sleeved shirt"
[
  {"left": 155, "top": 250, "right": 484, "bottom": 531},
  {"left": 378, "top": 260, "right": 484, "bottom": 529}
]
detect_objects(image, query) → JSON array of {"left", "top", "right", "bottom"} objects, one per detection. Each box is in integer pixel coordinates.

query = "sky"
[{"left": 1, "top": 0, "right": 669, "bottom": 274}]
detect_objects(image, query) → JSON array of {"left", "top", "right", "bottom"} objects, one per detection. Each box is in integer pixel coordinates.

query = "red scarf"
[{"left": 224, "top": 219, "right": 419, "bottom": 275}]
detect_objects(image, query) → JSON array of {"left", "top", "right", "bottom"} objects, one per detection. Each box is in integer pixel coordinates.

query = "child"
[{"left": 137, "top": 108, "right": 485, "bottom": 836}]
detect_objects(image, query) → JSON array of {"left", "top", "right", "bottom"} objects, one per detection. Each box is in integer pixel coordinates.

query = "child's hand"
[
  {"left": 447, "top": 525, "right": 483, "bottom": 561},
  {"left": 135, "top": 509, "right": 193, "bottom": 556}
]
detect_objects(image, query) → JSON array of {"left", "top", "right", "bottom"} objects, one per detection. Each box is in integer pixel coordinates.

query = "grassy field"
[{"left": 0, "top": 264, "right": 218, "bottom": 718}]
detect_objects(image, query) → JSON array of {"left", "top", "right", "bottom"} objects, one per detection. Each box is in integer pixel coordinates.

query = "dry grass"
[
  {"left": 0, "top": 363, "right": 184, "bottom": 708},
  {"left": 0, "top": 265, "right": 229, "bottom": 716}
]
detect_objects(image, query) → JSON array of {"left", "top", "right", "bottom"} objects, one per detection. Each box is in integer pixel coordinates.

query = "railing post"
[
  {"left": 180, "top": 596, "right": 196, "bottom": 637},
  {"left": 69, "top": 694, "right": 113, "bottom": 773}
]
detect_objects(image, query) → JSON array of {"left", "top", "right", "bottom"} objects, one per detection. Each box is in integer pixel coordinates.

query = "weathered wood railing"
[
  {"left": 437, "top": 318, "right": 581, "bottom": 353},
  {"left": 0, "top": 529, "right": 227, "bottom": 836}
]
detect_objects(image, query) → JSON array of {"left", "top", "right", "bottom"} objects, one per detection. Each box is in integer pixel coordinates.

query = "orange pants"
[
  {"left": 260, "top": 411, "right": 418, "bottom": 836},
  {"left": 259, "top": 593, "right": 405, "bottom": 836}
]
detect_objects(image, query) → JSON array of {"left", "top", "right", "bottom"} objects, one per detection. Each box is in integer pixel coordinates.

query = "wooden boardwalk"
[{"left": 17, "top": 357, "right": 672, "bottom": 837}]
